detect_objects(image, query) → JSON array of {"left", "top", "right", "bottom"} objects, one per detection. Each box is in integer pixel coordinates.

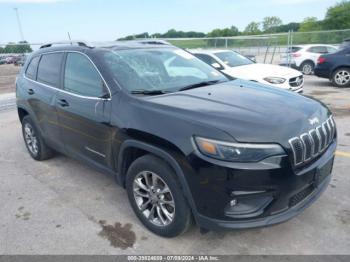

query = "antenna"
[
  {"left": 67, "top": 32, "right": 72, "bottom": 45},
  {"left": 13, "top": 7, "right": 25, "bottom": 41}
]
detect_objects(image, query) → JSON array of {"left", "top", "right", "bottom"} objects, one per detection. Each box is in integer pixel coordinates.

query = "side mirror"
[{"left": 211, "top": 62, "right": 222, "bottom": 69}]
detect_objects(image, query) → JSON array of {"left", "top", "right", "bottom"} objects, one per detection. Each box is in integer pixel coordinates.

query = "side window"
[
  {"left": 194, "top": 54, "right": 223, "bottom": 70},
  {"left": 25, "top": 56, "right": 40, "bottom": 80},
  {"left": 308, "top": 46, "right": 328, "bottom": 54},
  {"left": 64, "top": 53, "right": 107, "bottom": 97},
  {"left": 37, "top": 53, "right": 64, "bottom": 87},
  {"left": 327, "top": 47, "right": 337, "bottom": 53}
]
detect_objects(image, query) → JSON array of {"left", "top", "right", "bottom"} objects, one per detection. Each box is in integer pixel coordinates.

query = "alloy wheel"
[
  {"left": 335, "top": 70, "right": 350, "bottom": 86},
  {"left": 24, "top": 123, "right": 39, "bottom": 156},
  {"left": 133, "top": 171, "right": 175, "bottom": 227},
  {"left": 302, "top": 64, "right": 313, "bottom": 75}
]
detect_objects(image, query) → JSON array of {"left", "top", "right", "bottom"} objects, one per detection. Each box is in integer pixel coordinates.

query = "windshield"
[
  {"left": 102, "top": 48, "right": 227, "bottom": 93},
  {"left": 214, "top": 51, "right": 254, "bottom": 67}
]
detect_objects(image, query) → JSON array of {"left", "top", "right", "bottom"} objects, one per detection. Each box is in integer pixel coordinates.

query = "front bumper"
[{"left": 184, "top": 141, "right": 336, "bottom": 231}]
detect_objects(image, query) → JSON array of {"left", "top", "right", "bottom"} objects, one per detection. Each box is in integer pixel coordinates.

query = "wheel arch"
[
  {"left": 301, "top": 59, "right": 315, "bottom": 67},
  {"left": 17, "top": 107, "right": 29, "bottom": 123},
  {"left": 117, "top": 139, "right": 198, "bottom": 217}
]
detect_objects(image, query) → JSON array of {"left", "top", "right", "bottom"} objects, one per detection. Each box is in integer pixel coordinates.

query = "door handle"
[
  {"left": 57, "top": 99, "right": 69, "bottom": 107},
  {"left": 27, "top": 89, "right": 35, "bottom": 95}
]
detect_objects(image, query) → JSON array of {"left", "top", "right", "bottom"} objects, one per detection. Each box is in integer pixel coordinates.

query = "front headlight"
[
  {"left": 263, "top": 77, "right": 286, "bottom": 84},
  {"left": 194, "top": 137, "right": 285, "bottom": 162}
]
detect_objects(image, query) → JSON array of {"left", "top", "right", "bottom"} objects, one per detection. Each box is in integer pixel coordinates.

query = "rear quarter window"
[
  {"left": 25, "top": 56, "right": 40, "bottom": 80},
  {"left": 37, "top": 53, "right": 64, "bottom": 87}
]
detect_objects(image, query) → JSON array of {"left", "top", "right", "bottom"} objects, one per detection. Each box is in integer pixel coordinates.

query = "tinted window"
[
  {"left": 37, "top": 53, "right": 63, "bottom": 87},
  {"left": 215, "top": 51, "right": 254, "bottom": 67},
  {"left": 308, "top": 46, "right": 328, "bottom": 54},
  {"left": 327, "top": 46, "right": 337, "bottom": 53},
  {"left": 64, "top": 53, "right": 106, "bottom": 97},
  {"left": 288, "top": 46, "right": 302, "bottom": 53},
  {"left": 194, "top": 54, "right": 222, "bottom": 68},
  {"left": 25, "top": 56, "right": 40, "bottom": 80}
]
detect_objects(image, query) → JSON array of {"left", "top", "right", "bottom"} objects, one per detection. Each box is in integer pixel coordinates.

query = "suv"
[
  {"left": 280, "top": 45, "right": 338, "bottom": 75},
  {"left": 16, "top": 41, "right": 337, "bottom": 237}
]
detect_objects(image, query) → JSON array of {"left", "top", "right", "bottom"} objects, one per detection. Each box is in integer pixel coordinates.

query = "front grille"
[
  {"left": 289, "top": 75, "right": 304, "bottom": 87},
  {"left": 289, "top": 185, "right": 314, "bottom": 207},
  {"left": 289, "top": 116, "right": 335, "bottom": 166}
]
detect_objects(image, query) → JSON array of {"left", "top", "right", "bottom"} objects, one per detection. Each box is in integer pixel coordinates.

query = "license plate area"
[{"left": 314, "top": 157, "right": 334, "bottom": 187}]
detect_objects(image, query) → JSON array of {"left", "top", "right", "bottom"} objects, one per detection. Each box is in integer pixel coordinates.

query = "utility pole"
[{"left": 14, "top": 7, "right": 25, "bottom": 41}]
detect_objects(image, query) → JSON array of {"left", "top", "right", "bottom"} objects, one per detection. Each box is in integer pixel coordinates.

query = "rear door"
[
  {"left": 24, "top": 52, "right": 65, "bottom": 152},
  {"left": 56, "top": 52, "right": 112, "bottom": 166}
]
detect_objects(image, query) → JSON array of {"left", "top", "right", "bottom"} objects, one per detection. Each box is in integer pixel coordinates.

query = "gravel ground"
[{"left": 0, "top": 75, "right": 349, "bottom": 255}]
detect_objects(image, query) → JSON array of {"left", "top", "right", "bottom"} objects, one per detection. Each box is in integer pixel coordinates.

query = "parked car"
[
  {"left": 280, "top": 44, "right": 338, "bottom": 75},
  {"left": 14, "top": 55, "right": 27, "bottom": 66},
  {"left": 191, "top": 49, "right": 304, "bottom": 93},
  {"left": 340, "top": 38, "right": 350, "bottom": 49},
  {"left": 16, "top": 41, "right": 337, "bottom": 237},
  {"left": 0, "top": 57, "right": 7, "bottom": 65},
  {"left": 314, "top": 46, "right": 350, "bottom": 87}
]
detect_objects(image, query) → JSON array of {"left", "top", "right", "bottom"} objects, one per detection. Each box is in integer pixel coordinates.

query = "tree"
[
  {"left": 207, "top": 26, "right": 239, "bottom": 37},
  {"left": 263, "top": 16, "right": 283, "bottom": 32},
  {"left": 299, "top": 17, "right": 321, "bottom": 32},
  {"left": 2, "top": 41, "right": 32, "bottom": 54},
  {"left": 244, "top": 22, "right": 261, "bottom": 35},
  {"left": 323, "top": 0, "right": 350, "bottom": 30}
]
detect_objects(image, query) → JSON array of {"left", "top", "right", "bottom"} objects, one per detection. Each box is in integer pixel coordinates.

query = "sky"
[{"left": 0, "top": 0, "right": 340, "bottom": 44}]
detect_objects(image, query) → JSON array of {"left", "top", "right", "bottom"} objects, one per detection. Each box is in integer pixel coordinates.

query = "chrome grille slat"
[{"left": 289, "top": 116, "right": 335, "bottom": 166}]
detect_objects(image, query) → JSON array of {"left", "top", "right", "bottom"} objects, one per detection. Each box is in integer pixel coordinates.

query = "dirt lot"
[
  {"left": 0, "top": 64, "right": 20, "bottom": 94},
  {"left": 0, "top": 75, "right": 349, "bottom": 255}
]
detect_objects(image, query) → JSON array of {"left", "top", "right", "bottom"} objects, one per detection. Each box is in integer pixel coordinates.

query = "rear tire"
[
  {"left": 331, "top": 68, "right": 350, "bottom": 88},
  {"left": 300, "top": 61, "right": 314, "bottom": 75},
  {"left": 22, "top": 115, "right": 54, "bottom": 161},
  {"left": 126, "top": 154, "right": 192, "bottom": 237}
]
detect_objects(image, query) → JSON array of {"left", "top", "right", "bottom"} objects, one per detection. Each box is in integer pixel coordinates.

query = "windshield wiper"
[
  {"left": 130, "top": 90, "right": 170, "bottom": 95},
  {"left": 178, "top": 80, "right": 225, "bottom": 91}
]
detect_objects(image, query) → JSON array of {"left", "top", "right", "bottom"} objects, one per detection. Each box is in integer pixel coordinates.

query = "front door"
[{"left": 56, "top": 52, "right": 112, "bottom": 166}]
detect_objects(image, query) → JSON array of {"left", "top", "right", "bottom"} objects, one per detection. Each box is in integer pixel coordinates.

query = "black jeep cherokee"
[{"left": 16, "top": 41, "right": 337, "bottom": 237}]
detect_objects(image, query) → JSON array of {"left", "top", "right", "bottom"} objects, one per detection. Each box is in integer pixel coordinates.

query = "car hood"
[
  {"left": 222, "top": 63, "right": 301, "bottom": 80},
  {"left": 144, "top": 80, "right": 330, "bottom": 146}
]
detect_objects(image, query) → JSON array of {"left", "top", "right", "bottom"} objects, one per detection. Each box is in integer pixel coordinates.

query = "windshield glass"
[
  {"left": 103, "top": 48, "right": 227, "bottom": 93},
  {"left": 214, "top": 51, "right": 254, "bottom": 67}
]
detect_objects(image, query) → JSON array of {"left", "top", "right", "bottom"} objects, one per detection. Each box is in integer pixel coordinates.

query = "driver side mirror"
[{"left": 211, "top": 62, "right": 222, "bottom": 70}]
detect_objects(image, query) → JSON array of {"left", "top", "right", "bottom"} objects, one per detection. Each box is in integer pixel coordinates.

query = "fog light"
[{"left": 230, "top": 199, "right": 237, "bottom": 207}]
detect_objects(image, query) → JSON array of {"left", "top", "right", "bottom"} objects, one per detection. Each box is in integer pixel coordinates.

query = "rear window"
[
  {"left": 288, "top": 47, "right": 302, "bottom": 53},
  {"left": 37, "top": 53, "right": 64, "bottom": 87},
  {"left": 25, "top": 56, "right": 40, "bottom": 80},
  {"left": 308, "top": 46, "right": 328, "bottom": 54}
]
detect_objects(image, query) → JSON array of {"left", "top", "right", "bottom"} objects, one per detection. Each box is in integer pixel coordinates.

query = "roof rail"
[
  {"left": 40, "top": 41, "right": 93, "bottom": 49},
  {"left": 133, "top": 39, "right": 171, "bottom": 45}
]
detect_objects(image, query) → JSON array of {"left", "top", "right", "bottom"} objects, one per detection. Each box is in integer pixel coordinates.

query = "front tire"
[
  {"left": 331, "top": 68, "right": 350, "bottom": 88},
  {"left": 22, "top": 115, "right": 54, "bottom": 161},
  {"left": 300, "top": 61, "right": 314, "bottom": 75},
  {"left": 126, "top": 154, "right": 192, "bottom": 237}
]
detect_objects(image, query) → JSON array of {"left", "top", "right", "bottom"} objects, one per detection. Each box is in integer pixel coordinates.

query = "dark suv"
[{"left": 16, "top": 41, "right": 337, "bottom": 237}]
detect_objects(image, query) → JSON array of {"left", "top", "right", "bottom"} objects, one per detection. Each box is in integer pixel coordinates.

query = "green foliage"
[
  {"left": 244, "top": 22, "right": 261, "bottom": 35},
  {"left": 299, "top": 17, "right": 321, "bottom": 32},
  {"left": 323, "top": 0, "right": 350, "bottom": 30},
  {"left": 207, "top": 26, "right": 239, "bottom": 37},
  {"left": 0, "top": 41, "right": 32, "bottom": 54},
  {"left": 262, "top": 16, "right": 283, "bottom": 32}
]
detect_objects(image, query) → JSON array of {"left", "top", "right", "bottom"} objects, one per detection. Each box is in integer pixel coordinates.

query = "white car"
[
  {"left": 280, "top": 44, "right": 338, "bottom": 75},
  {"left": 191, "top": 49, "right": 304, "bottom": 93}
]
